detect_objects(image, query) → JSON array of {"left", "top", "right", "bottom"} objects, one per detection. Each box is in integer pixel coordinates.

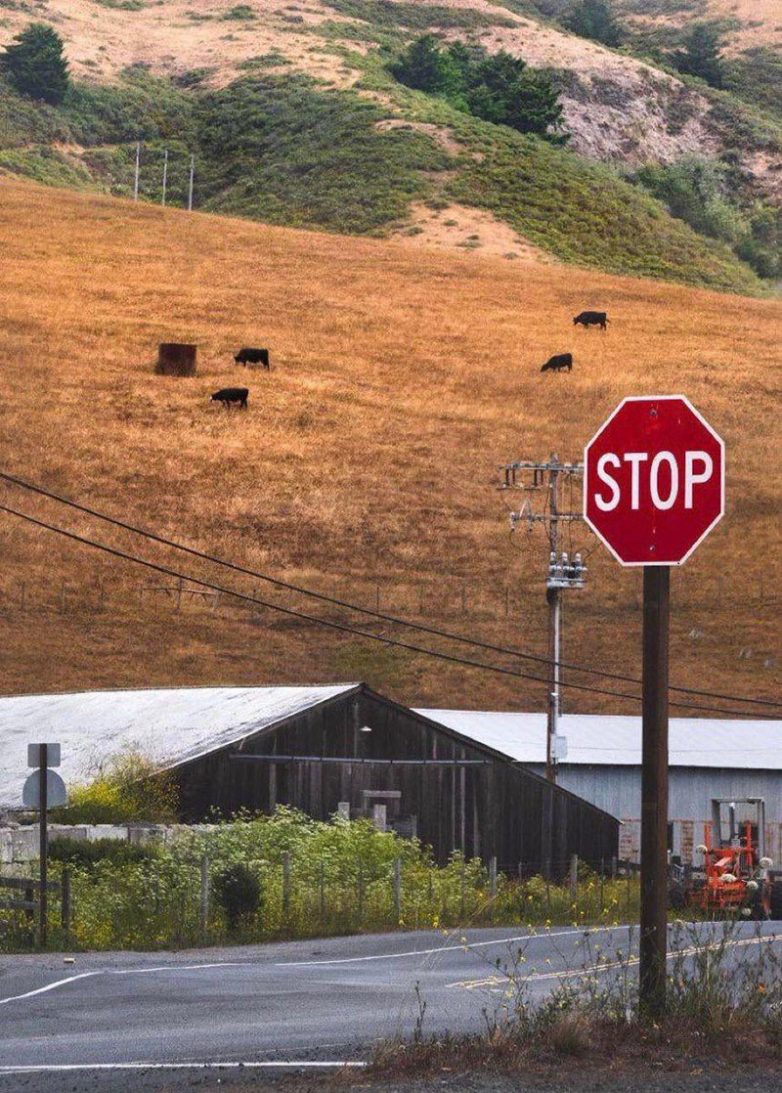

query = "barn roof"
[
  {"left": 414, "top": 710, "right": 782, "bottom": 771},
  {"left": 1, "top": 685, "right": 778, "bottom": 811},
  {"left": 0, "top": 685, "right": 358, "bottom": 809}
]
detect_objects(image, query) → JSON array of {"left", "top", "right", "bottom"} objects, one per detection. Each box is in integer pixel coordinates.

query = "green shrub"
[
  {"left": 562, "top": 0, "right": 623, "bottom": 48},
  {"left": 195, "top": 75, "right": 450, "bottom": 233},
  {"left": 222, "top": 4, "right": 256, "bottom": 19},
  {"left": 213, "top": 862, "right": 262, "bottom": 929},
  {"left": 1, "top": 22, "right": 69, "bottom": 105},
  {"left": 49, "top": 837, "right": 160, "bottom": 866},
  {"left": 670, "top": 22, "right": 725, "bottom": 88},
  {"left": 723, "top": 47, "right": 782, "bottom": 122},
  {"left": 49, "top": 750, "right": 179, "bottom": 824},
  {"left": 320, "top": 0, "right": 514, "bottom": 30}
]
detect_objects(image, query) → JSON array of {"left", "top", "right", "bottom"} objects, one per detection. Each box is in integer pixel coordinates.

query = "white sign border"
[{"left": 582, "top": 394, "right": 726, "bottom": 568}]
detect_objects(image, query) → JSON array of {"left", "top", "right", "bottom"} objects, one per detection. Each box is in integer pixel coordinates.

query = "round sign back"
[{"left": 583, "top": 396, "right": 724, "bottom": 566}]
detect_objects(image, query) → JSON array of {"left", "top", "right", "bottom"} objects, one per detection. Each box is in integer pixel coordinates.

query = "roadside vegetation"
[
  {"left": 0, "top": 807, "right": 639, "bottom": 952},
  {"left": 370, "top": 920, "right": 782, "bottom": 1076}
]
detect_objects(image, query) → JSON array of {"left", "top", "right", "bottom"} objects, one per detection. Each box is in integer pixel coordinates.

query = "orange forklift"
[{"left": 670, "top": 798, "right": 781, "bottom": 919}]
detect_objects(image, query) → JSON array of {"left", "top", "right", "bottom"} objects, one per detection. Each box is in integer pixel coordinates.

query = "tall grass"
[
  {"left": 0, "top": 809, "right": 639, "bottom": 952},
  {"left": 370, "top": 919, "right": 782, "bottom": 1074},
  {"left": 0, "top": 179, "right": 778, "bottom": 709}
]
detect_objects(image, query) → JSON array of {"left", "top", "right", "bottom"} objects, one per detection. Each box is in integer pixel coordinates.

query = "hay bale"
[{"left": 156, "top": 343, "right": 197, "bottom": 376}]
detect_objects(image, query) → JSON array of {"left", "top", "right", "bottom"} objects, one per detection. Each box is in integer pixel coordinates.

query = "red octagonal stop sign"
[{"left": 584, "top": 396, "right": 724, "bottom": 566}]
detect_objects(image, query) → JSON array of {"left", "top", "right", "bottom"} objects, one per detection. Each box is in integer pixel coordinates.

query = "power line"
[
  {"left": 1, "top": 500, "right": 777, "bottom": 721},
  {"left": 1, "top": 469, "right": 779, "bottom": 712}
]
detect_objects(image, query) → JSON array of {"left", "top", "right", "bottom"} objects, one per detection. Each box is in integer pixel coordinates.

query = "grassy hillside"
[
  {"left": 0, "top": 64, "right": 767, "bottom": 293},
  {"left": 0, "top": 180, "right": 778, "bottom": 712},
  {"left": 1, "top": 0, "right": 780, "bottom": 291}
]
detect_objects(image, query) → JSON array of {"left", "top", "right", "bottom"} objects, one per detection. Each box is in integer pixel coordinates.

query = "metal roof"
[
  {"left": 0, "top": 685, "right": 358, "bottom": 809},
  {"left": 414, "top": 710, "right": 782, "bottom": 771},
  {"left": 1, "top": 685, "right": 779, "bottom": 810}
]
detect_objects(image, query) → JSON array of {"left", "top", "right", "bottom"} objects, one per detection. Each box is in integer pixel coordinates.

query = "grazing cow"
[
  {"left": 540, "top": 352, "right": 573, "bottom": 373},
  {"left": 234, "top": 347, "right": 270, "bottom": 369},
  {"left": 573, "top": 311, "right": 609, "bottom": 330},
  {"left": 211, "top": 387, "right": 249, "bottom": 409}
]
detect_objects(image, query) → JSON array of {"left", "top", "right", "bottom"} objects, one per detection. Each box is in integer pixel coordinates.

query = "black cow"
[
  {"left": 211, "top": 387, "right": 249, "bottom": 409},
  {"left": 540, "top": 352, "right": 573, "bottom": 373},
  {"left": 235, "top": 347, "right": 270, "bottom": 369},
  {"left": 573, "top": 311, "right": 609, "bottom": 330}
]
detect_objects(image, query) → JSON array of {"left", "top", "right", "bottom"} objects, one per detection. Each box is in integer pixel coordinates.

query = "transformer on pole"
[{"left": 499, "top": 454, "right": 587, "bottom": 782}]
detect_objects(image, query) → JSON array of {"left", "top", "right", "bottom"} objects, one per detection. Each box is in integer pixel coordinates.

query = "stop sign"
[{"left": 583, "top": 395, "right": 724, "bottom": 566}]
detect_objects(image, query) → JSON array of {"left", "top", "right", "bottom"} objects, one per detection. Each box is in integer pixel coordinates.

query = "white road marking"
[
  {"left": 0, "top": 1061, "right": 367, "bottom": 1073},
  {"left": 274, "top": 925, "right": 631, "bottom": 967},
  {"left": 0, "top": 972, "right": 98, "bottom": 1006},
  {"left": 112, "top": 962, "right": 249, "bottom": 976},
  {"left": 0, "top": 962, "right": 249, "bottom": 1006}
]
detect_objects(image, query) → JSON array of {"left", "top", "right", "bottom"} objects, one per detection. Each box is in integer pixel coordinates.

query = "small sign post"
[
  {"left": 584, "top": 396, "right": 725, "bottom": 1014},
  {"left": 24, "top": 743, "right": 64, "bottom": 949}
]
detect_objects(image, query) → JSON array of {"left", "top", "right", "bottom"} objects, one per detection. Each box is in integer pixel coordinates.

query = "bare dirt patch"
[
  {"left": 374, "top": 120, "right": 465, "bottom": 158},
  {"left": 390, "top": 201, "right": 553, "bottom": 262}
]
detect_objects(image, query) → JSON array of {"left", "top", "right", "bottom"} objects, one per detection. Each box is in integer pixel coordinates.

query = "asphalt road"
[{"left": 0, "top": 922, "right": 780, "bottom": 1082}]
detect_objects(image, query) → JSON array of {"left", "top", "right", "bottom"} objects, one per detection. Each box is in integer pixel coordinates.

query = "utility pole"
[
  {"left": 133, "top": 141, "right": 140, "bottom": 201},
  {"left": 188, "top": 154, "right": 195, "bottom": 212},
  {"left": 499, "top": 455, "right": 586, "bottom": 782},
  {"left": 161, "top": 148, "right": 168, "bottom": 207}
]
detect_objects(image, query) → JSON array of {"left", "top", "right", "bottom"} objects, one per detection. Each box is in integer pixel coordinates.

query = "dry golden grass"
[{"left": 0, "top": 178, "right": 779, "bottom": 712}]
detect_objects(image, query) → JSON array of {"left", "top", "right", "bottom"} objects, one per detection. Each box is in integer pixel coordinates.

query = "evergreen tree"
[
  {"left": 672, "top": 23, "right": 725, "bottom": 88},
  {"left": 464, "top": 51, "right": 564, "bottom": 138},
  {"left": 389, "top": 34, "right": 460, "bottom": 96},
  {"left": 2, "top": 22, "right": 69, "bottom": 105},
  {"left": 563, "top": 0, "right": 622, "bottom": 48},
  {"left": 390, "top": 38, "right": 566, "bottom": 142}
]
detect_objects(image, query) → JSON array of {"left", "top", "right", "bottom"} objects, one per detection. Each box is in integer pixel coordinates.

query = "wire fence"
[{"left": 0, "top": 853, "right": 641, "bottom": 954}]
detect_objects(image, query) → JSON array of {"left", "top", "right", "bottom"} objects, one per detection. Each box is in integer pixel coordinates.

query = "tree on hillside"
[
  {"left": 671, "top": 22, "right": 725, "bottom": 88},
  {"left": 562, "top": 0, "right": 623, "bottom": 48},
  {"left": 389, "top": 38, "right": 566, "bottom": 142},
  {"left": 389, "top": 34, "right": 461, "bottom": 96},
  {"left": 465, "top": 51, "right": 565, "bottom": 139},
  {"left": 1, "top": 22, "right": 69, "bottom": 105}
]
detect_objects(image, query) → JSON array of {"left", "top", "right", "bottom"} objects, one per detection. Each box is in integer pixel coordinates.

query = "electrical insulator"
[
  {"left": 559, "top": 552, "right": 568, "bottom": 579},
  {"left": 549, "top": 551, "right": 557, "bottom": 578}
]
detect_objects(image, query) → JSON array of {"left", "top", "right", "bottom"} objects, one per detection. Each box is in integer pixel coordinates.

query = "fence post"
[
  {"left": 199, "top": 854, "right": 209, "bottom": 939},
  {"left": 392, "top": 858, "right": 401, "bottom": 922},
  {"left": 319, "top": 861, "right": 325, "bottom": 924},
  {"left": 599, "top": 858, "right": 605, "bottom": 914},
  {"left": 61, "top": 868, "right": 71, "bottom": 943},
  {"left": 611, "top": 855, "right": 618, "bottom": 881},
  {"left": 282, "top": 852, "right": 291, "bottom": 922},
  {"left": 489, "top": 856, "right": 497, "bottom": 900},
  {"left": 357, "top": 863, "right": 364, "bottom": 924},
  {"left": 460, "top": 859, "right": 466, "bottom": 921},
  {"left": 569, "top": 854, "right": 578, "bottom": 903}
]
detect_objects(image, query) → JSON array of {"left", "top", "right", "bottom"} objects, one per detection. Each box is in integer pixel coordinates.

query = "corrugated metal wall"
[
  {"left": 527, "top": 764, "right": 782, "bottom": 864},
  {"left": 173, "top": 688, "right": 618, "bottom": 876}
]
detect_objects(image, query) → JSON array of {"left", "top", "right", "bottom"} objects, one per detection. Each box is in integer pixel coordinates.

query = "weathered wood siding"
[{"left": 173, "top": 687, "right": 617, "bottom": 875}]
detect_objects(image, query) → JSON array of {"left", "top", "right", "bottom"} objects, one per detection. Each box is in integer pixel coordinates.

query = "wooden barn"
[{"left": 0, "top": 683, "right": 618, "bottom": 875}]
